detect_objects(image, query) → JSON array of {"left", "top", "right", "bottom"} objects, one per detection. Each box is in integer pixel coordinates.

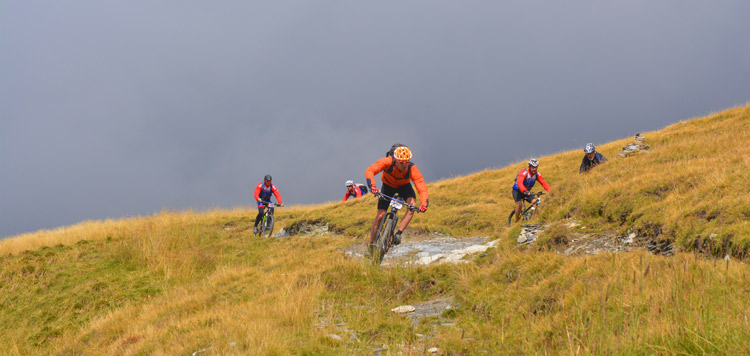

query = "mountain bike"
[
  {"left": 507, "top": 191, "right": 544, "bottom": 226},
  {"left": 256, "top": 202, "right": 282, "bottom": 237},
  {"left": 371, "top": 193, "right": 419, "bottom": 265}
]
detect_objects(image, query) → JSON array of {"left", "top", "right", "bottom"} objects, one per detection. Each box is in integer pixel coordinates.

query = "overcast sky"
[{"left": 2, "top": 1, "right": 749, "bottom": 238}]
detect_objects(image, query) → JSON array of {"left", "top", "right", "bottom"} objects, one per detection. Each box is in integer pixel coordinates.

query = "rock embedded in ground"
[{"left": 391, "top": 305, "right": 416, "bottom": 314}]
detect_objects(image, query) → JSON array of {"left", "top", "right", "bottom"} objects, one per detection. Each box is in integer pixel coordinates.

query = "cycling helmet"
[
  {"left": 528, "top": 159, "right": 540, "bottom": 167},
  {"left": 584, "top": 143, "right": 596, "bottom": 154},
  {"left": 264, "top": 174, "right": 272, "bottom": 181},
  {"left": 345, "top": 180, "right": 354, "bottom": 187},
  {"left": 393, "top": 146, "right": 412, "bottom": 162}
]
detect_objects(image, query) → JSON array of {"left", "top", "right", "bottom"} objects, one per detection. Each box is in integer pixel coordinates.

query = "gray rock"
[
  {"left": 272, "top": 228, "right": 289, "bottom": 238},
  {"left": 327, "top": 334, "right": 343, "bottom": 341}
]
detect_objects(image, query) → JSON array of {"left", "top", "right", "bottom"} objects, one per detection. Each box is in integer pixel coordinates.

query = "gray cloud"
[{"left": 2, "top": 1, "right": 749, "bottom": 238}]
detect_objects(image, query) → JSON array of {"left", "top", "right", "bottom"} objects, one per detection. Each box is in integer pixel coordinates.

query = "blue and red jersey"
[
  {"left": 254, "top": 182, "right": 283, "bottom": 206},
  {"left": 512, "top": 168, "right": 551, "bottom": 193}
]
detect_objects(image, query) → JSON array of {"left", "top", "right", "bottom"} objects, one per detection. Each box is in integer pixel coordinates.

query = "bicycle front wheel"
[
  {"left": 373, "top": 215, "right": 394, "bottom": 265},
  {"left": 263, "top": 215, "right": 274, "bottom": 237},
  {"left": 256, "top": 216, "right": 264, "bottom": 237},
  {"left": 523, "top": 206, "right": 536, "bottom": 221}
]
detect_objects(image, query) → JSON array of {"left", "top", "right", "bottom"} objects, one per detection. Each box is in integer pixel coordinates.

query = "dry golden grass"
[
  {"left": 1, "top": 104, "right": 749, "bottom": 355},
  {"left": 55, "top": 243, "right": 332, "bottom": 355}
]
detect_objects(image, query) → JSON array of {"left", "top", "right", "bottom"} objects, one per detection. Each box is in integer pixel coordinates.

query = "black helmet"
[
  {"left": 584, "top": 143, "right": 596, "bottom": 154},
  {"left": 264, "top": 174, "right": 272, "bottom": 181}
]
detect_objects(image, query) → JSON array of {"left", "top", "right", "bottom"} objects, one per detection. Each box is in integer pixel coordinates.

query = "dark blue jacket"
[{"left": 580, "top": 152, "right": 608, "bottom": 173}]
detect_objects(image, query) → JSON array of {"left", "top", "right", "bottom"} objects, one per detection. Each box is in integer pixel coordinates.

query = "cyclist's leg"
[
  {"left": 254, "top": 203, "right": 265, "bottom": 228},
  {"left": 394, "top": 184, "right": 417, "bottom": 232},
  {"left": 512, "top": 190, "right": 524, "bottom": 222},
  {"left": 529, "top": 198, "right": 539, "bottom": 218},
  {"left": 398, "top": 197, "right": 416, "bottom": 231}
]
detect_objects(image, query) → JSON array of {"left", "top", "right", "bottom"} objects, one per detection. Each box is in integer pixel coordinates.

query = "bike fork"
[{"left": 389, "top": 216, "right": 399, "bottom": 245}]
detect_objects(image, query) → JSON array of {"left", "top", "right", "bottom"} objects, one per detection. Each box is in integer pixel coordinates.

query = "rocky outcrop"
[{"left": 618, "top": 133, "right": 650, "bottom": 157}]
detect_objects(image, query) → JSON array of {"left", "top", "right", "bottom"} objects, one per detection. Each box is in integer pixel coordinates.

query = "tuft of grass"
[{"left": 537, "top": 222, "right": 571, "bottom": 250}]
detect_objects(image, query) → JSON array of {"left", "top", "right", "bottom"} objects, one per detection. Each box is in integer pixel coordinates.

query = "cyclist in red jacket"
[
  {"left": 253, "top": 175, "right": 283, "bottom": 234},
  {"left": 342, "top": 180, "right": 367, "bottom": 201},
  {"left": 511, "top": 159, "right": 551, "bottom": 223}
]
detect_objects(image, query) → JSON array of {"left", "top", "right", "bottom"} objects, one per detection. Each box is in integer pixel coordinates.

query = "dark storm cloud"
[{"left": 2, "top": 1, "right": 749, "bottom": 238}]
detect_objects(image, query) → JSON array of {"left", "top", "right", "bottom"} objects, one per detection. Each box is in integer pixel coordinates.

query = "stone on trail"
[{"left": 391, "top": 305, "right": 416, "bottom": 314}]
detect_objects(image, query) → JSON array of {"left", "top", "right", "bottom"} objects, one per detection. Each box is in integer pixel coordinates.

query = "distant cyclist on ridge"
[
  {"left": 365, "top": 144, "right": 429, "bottom": 252},
  {"left": 253, "top": 175, "right": 283, "bottom": 234},
  {"left": 511, "top": 159, "right": 551, "bottom": 224}
]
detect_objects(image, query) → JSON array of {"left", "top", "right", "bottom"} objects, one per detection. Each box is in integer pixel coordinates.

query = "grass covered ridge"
[{"left": 1, "top": 105, "right": 749, "bottom": 355}]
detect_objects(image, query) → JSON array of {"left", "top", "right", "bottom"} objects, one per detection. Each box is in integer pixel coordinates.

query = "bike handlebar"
[{"left": 374, "top": 192, "right": 420, "bottom": 212}]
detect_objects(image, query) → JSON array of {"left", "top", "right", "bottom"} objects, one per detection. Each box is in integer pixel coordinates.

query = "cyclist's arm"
[
  {"left": 598, "top": 153, "right": 608, "bottom": 163},
  {"left": 537, "top": 173, "right": 551, "bottom": 192},
  {"left": 516, "top": 170, "right": 528, "bottom": 193},
  {"left": 343, "top": 193, "right": 350, "bottom": 202},
  {"left": 365, "top": 158, "right": 390, "bottom": 190},
  {"left": 579, "top": 157, "right": 588, "bottom": 174},
  {"left": 409, "top": 165, "right": 430, "bottom": 207},
  {"left": 271, "top": 185, "right": 283, "bottom": 205},
  {"left": 254, "top": 183, "right": 262, "bottom": 202}
]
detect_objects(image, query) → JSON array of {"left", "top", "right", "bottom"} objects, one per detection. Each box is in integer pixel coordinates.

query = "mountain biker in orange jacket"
[
  {"left": 512, "top": 159, "right": 551, "bottom": 223},
  {"left": 253, "top": 175, "right": 283, "bottom": 234},
  {"left": 365, "top": 145, "right": 429, "bottom": 249}
]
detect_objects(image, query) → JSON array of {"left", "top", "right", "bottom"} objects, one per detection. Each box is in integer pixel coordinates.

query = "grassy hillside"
[{"left": 1, "top": 105, "right": 749, "bottom": 355}]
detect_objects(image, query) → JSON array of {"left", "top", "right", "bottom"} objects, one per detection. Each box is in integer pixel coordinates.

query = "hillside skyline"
[{"left": 3, "top": 1, "right": 750, "bottom": 238}]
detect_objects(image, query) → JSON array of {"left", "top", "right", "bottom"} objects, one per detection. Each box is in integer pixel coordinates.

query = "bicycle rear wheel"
[
  {"left": 262, "top": 215, "right": 274, "bottom": 237},
  {"left": 373, "top": 215, "right": 394, "bottom": 265}
]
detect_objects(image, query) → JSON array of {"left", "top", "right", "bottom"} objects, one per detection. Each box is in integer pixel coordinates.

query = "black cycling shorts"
[
  {"left": 377, "top": 183, "right": 416, "bottom": 210},
  {"left": 512, "top": 189, "right": 534, "bottom": 203}
]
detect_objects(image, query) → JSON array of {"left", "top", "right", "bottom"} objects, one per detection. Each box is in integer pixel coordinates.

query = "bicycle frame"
[
  {"left": 371, "top": 193, "right": 417, "bottom": 264},
  {"left": 507, "top": 191, "right": 544, "bottom": 226},
  {"left": 257, "top": 202, "right": 278, "bottom": 237}
]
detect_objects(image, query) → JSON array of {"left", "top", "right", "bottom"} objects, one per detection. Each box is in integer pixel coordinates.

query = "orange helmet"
[{"left": 393, "top": 146, "right": 412, "bottom": 162}]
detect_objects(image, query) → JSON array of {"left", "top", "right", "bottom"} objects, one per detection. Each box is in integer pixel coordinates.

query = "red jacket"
[
  {"left": 513, "top": 169, "right": 551, "bottom": 193},
  {"left": 254, "top": 182, "right": 283, "bottom": 204},
  {"left": 342, "top": 186, "right": 363, "bottom": 202}
]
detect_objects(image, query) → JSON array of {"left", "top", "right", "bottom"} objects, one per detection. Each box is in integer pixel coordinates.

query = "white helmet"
[
  {"left": 584, "top": 143, "right": 596, "bottom": 154},
  {"left": 528, "top": 159, "right": 539, "bottom": 167},
  {"left": 345, "top": 180, "right": 354, "bottom": 187}
]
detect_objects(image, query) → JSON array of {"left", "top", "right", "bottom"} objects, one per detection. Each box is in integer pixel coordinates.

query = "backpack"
[
  {"left": 357, "top": 184, "right": 368, "bottom": 195},
  {"left": 386, "top": 143, "right": 406, "bottom": 157}
]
